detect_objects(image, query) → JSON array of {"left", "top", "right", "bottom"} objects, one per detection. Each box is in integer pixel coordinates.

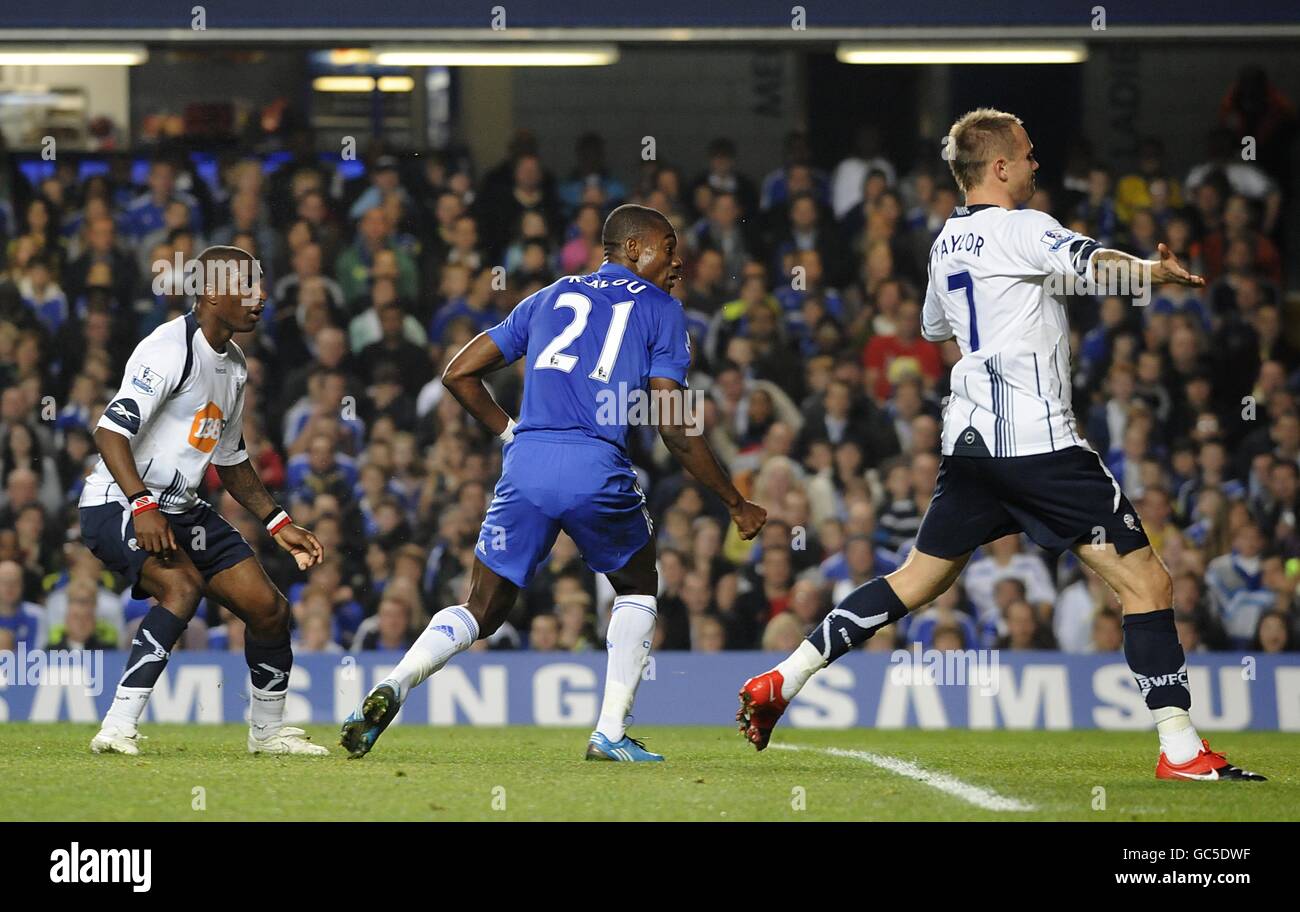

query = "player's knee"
[
  {"left": 1145, "top": 564, "right": 1173, "bottom": 612},
  {"left": 247, "top": 591, "right": 291, "bottom": 638},
  {"left": 270, "top": 591, "right": 292, "bottom": 632},
  {"left": 1124, "top": 559, "right": 1172, "bottom": 613},
  {"left": 160, "top": 573, "right": 203, "bottom": 615},
  {"left": 460, "top": 592, "right": 500, "bottom": 638},
  {"left": 610, "top": 565, "right": 657, "bottom": 597},
  {"left": 465, "top": 601, "right": 503, "bottom": 639},
  {"left": 888, "top": 562, "right": 953, "bottom": 610}
]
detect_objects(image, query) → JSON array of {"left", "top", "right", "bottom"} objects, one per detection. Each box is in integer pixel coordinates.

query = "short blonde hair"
[{"left": 945, "top": 108, "right": 1023, "bottom": 193}]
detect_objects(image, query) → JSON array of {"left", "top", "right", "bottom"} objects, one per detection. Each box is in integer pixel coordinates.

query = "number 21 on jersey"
[{"left": 535, "top": 292, "right": 634, "bottom": 382}]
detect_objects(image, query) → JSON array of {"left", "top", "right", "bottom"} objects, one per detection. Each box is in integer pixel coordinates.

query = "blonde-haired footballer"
[
  {"left": 737, "top": 110, "right": 1264, "bottom": 782},
  {"left": 83, "top": 246, "right": 328, "bottom": 756}
]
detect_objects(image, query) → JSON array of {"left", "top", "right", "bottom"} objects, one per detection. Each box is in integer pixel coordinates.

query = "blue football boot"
[
  {"left": 585, "top": 731, "right": 664, "bottom": 762},
  {"left": 340, "top": 681, "right": 401, "bottom": 759}
]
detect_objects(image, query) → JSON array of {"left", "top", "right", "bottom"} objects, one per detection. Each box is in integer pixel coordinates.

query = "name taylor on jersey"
[{"left": 930, "top": 229, "right": 986, "bottom": 263}]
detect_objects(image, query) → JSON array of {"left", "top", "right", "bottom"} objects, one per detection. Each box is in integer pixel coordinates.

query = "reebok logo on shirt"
[{"left": 105, "top": 399, "right": 142, "bottom": 434}]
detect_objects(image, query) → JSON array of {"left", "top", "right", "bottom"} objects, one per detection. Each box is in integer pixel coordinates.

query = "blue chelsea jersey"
[{"left": 486, "top": 262, "right": 691, "bottom": 452}]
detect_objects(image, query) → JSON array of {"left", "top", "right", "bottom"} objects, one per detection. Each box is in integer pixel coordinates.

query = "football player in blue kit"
[{"left": 341, "top": 204, "right": 766, "bottom": 761}]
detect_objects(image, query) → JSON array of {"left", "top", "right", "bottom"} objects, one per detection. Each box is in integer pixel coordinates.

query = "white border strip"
[{"left": 771, "top": 743, "right": 1037, "bottom": 813}]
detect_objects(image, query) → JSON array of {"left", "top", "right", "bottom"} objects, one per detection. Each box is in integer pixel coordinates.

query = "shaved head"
[
  {"left": 601, "top": 204, "right": 671, "bottom": 258},
  {"left": 598, "top": 203, "right": 681, "bottom": 293},
  {"left": 193, "top": 243, "right": 266, "bottom": 334},
  {"left": 196, "top": 243, "right": 256, "bottom": 276}
]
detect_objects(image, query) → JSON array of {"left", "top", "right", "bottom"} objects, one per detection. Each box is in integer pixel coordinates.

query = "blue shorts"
[
  {"left": 476, "top": 433, "right": 653, "bottom": 587},
  {"left": 914, "top": 446, "right": 1151, "bottom": 558},
  {"left": 80, "top": 500, "right": 256, "bottom": 598}
]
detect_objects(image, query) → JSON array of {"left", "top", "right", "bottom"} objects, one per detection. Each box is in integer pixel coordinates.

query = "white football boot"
[
  {"left": 247, "top": 726, "right": 330, "bottom": 756},
  {"left": 91, "top": 724, "right": 145, "bottom": 755}
]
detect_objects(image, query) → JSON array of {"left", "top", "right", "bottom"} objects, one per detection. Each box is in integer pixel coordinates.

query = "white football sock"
[
  {"left": 596, "top": 595, "right": 657, "bottom": 742},
  {"left": 384, "top": 605, "right": 480, "bottom": 698},
  {"left": 102, "top": 685, "right": 150, "bottom": 734},
  {"left": 1153, "top": 706, "right": 1203, "bottom": 764},
  {"left": 774, "top": 640, "right": 825, "bottom": 702},
  {"left": 248, "top": 684, "right": 286, "bottom": 740}
]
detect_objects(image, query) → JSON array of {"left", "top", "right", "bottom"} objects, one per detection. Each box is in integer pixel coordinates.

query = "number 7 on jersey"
[{"left": 946, "top": 270, "right": 979, "bottom": 352}]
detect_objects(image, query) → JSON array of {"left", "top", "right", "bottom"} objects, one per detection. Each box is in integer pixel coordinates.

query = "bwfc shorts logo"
[
  {"left": 131, "top": 364, "right": 163, "bottom": 396},
  {"left": 1123, "top": 513, "right": 1138, "bottom": 531},
  {"left": 1040, "top": 228, "right": 1076, "bottom": 251},
  {"left": 105, "top": 398, "right": 142, "bottom": 434}
]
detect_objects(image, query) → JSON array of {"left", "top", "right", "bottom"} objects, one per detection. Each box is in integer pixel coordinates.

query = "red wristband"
[
  {"left": 265, "top": 509, "right": 291, "bottom": 536},
  {"left": 130, "top": 494, "right": 159, "bottom": 516}
]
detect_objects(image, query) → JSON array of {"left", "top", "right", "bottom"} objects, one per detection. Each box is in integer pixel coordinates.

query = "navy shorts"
[
  {"left": 476, "top": 433, "right": 653, "bottom": 587},
  {"left": 80, "top": 501, "right": 256, "bottom": 598},
  {"left": 914, "top": 446, "right": 1151, "bottom": 559}
]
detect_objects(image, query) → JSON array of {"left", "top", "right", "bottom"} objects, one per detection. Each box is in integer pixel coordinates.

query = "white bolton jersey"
[
  {"left": 922, "top": 204, "right": 1102, "bottom": 458},
  {"left": 81, "top": 312, "right": 249, "bottom": 513}
]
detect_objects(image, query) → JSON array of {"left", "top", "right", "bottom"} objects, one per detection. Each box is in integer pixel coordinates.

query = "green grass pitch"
[{"left": 2, "top": 724, "right": 1295, "bottom": 821}]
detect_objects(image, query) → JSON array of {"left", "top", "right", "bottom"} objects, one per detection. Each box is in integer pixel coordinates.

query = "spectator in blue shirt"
[
  {"left": 286, "top": 431, "right": 359, "bottom": 504},
  {"left": 1205, "top": 523, "right": 1275, "bottom": 647},
  {"left": 18, "top": 255, "right": 68, "bottom": 334},
  {"left": 0, "top": 559, "right": 45, "bottom": 648},
  {"left": 558, "top": 132, "right": 627, "bottom": 216},
  {"left": 123, "top": 159, "right": 199, "bottom": 241}
]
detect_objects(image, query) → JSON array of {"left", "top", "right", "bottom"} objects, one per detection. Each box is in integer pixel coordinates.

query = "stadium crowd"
[{"left": 0, "top": 68, "right": 1298, "bottom": 659}]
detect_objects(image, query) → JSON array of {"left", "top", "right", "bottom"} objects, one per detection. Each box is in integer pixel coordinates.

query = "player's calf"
[
  {"left": 92, "top": 590, "right": 197, "bottom": 753},
  {"left": 591, "top": 593, "right": 659, "bottom": 757}
]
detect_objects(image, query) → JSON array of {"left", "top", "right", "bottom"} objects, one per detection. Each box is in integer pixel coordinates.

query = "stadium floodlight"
[
  {"left": 373, "top": 45, "right": 619, "bottom": 67},
  {"left": 0, "top": 46, "right": 148, "bottom": 66},
  {"left": 375, "top": 75, "right": 415, "bottom": 92},
  {"left": 311, "top": 75, "right": 414, "bottom": 92},
  {"left": 836, "top": 44, "right": 1087, "bottom": 65},
  {"left": 312, "top": 75, "right": 377, "bottom": 92}
]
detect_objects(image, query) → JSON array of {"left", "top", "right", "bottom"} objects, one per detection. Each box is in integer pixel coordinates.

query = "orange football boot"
[
  {"left": 1156, "top": 739, "right": 1266, "bottom": 781},
  {"left": 736, "top": 670, "right": 789, "bottom": 751}
]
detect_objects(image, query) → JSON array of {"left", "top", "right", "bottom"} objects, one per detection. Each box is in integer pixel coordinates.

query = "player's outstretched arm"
[
  {"left": 1092, "top": 244, "right": 1205, "bottom": 288},
  {"left": 442, "top": 332, "right": 514, "bottom": 438},
  {"left": 650, "top": 377, "right": 766, "bottom": 540},
  {"left": 93, "top": 427, "right": 178, "bottom": 559},
  {"left": 217, "top": 458, "right": 323, "bottom": 570}
]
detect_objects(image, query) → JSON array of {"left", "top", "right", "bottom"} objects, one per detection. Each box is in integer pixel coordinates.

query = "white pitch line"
[{"left": 770, "top": 743, "right": 1037, "bottom": 812}]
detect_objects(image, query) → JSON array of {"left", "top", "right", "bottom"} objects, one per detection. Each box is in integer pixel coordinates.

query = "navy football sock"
[
  {"left": 245, "top": 633, "right": 293, "bottom": 692},
  {"left": 120, "top": 604, "right": 188, "bottom": 688},
  {"left": 1122, "top": 608, "right": 1190, "bottom": 711},
  {"left": 246, "top": 633, "right": 293, "bottom": 737},
  {"left": 808, "top": 577, "right": 909, "bottom": 663},
  {"left": 103, "top": 604, "right": 189, "bottom": 731}
]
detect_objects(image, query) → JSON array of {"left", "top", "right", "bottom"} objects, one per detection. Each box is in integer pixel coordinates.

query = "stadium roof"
[{"left": 0, "top": 0, "right": 1297, "bottom": 40}]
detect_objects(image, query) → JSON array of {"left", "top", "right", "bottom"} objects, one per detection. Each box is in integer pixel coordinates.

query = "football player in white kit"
[
  {"left": 83, "top": 246, "right": 329, "bottom": 756},
  {"left": 737, "top": 109, "right": 1264, "bottom": 781}
]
